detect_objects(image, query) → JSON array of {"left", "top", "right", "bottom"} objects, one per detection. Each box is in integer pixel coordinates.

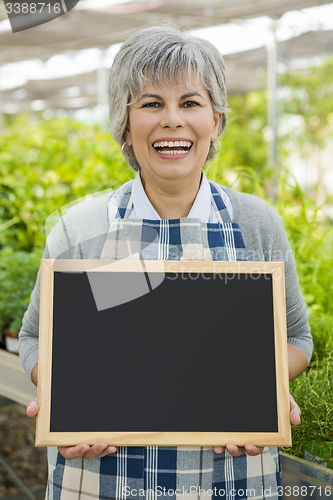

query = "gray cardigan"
[{"left": 19, "top": 186, "right": 313, "bottom": 380}]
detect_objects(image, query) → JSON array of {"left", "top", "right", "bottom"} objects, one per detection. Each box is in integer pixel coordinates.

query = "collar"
[{"left": 132, "top": 170, "right": 212, "bottom": 223}]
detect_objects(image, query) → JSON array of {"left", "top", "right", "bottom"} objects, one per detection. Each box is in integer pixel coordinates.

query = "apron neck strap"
[
  {"left": 115, "top": 181, "right": 232, "bottom": 224},
  {"left": 208, "top": 182, "right": 232, "bottom": 224},
  {"left": 115, "top": 186, "right": 133, "bottom": 219}
]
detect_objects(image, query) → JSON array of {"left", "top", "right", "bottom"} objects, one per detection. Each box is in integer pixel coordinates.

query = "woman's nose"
[{"left": 159, "top": 105, "right": 185, "bottom": 129}]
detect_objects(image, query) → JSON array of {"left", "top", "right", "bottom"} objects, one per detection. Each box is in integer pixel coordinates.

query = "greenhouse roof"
[
  {"left": 0, "top": 0, "right": 332, "bottom": 112},
  {"left": 0, "top": 0, "right": 333, "bottom": 64}
]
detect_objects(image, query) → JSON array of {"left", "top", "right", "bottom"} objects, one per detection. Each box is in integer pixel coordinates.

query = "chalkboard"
[{"left": 36, "top": 260, "right": 291, "bottom": 447}]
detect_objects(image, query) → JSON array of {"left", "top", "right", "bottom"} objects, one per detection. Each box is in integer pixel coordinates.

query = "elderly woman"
[{"left": 20, "top": 23, "right": 312, "bottom": 500}]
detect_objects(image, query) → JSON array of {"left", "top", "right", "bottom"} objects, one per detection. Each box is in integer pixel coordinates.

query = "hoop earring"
[
  {"left": 121, "top": 141, "right": 135, "bottom": 159},
  {"left": 208, "top": 139, "right": 221, "bottom": 155}
]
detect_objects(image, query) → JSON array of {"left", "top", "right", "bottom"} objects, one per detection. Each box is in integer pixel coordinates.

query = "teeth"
[
  {"left": 153, "top": 140, "right": 192, "bottom": 148},
  {"left": 158, "top": 150, "right": 188, "bottom": 155}
]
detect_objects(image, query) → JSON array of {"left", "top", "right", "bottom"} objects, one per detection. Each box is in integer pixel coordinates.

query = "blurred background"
[{"left": 0, "top": 0, "right": 333, "bottom": 497}]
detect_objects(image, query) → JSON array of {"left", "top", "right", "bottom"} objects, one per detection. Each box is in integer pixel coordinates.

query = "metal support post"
[
  {"left": 266, "top": 16, "right": 281, "bottom": 199},
  {"left": 267, "top": 20, "right": 279, "bottom": 168},
  {"left": 0, "top": 89, "right": 2, "bottom": 134},
  {"left": 97, "top": 48, "right": 109, "bottom": 129}
]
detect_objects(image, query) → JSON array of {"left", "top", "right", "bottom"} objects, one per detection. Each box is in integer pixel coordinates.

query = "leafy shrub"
[
  {"left": 1, "top": 112, "right": 332, "bottom": 458},
  {"left": 207, "top": 164, "right": 333, "bottom": 360},
  {"left": 0, "top": 246, "right": 42, "bottom": 337},
  {"left": 281, "top": 351, "right": 333, "bottom": 459},
  {"left": 208, "top": 163, "right": 333, "bottom": 458},
  {"left": 309, "top": 313, "right": 333, "bottom": 361},
  {"left": 0, "top": 115, "right": 134, "bottom": 251}
]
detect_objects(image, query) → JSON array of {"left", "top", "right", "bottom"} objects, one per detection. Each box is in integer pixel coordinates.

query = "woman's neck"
[{"left": 140, "top": 170, "right": 202, "bottom": 220}]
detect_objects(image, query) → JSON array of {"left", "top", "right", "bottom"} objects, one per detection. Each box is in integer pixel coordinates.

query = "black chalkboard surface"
[{"left": 36, "top": 260, "right": 291, "bottom": 447}]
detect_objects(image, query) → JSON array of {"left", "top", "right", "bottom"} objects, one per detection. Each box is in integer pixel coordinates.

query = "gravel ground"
[{"left": 0, "top": 397, "right": 48, "bottom": 499}]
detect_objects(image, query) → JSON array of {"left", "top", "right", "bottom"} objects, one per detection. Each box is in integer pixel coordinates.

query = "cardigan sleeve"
[
  {"left": 19, "top": 245, "right": 48, "bottom": 382},
  {"left": 19, "top": 193, "right": 112, "bottom": 381},
  {"left": 18, "top": 218, "right": 72, "bottom": 382}
]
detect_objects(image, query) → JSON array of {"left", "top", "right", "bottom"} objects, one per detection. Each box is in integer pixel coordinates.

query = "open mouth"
[{"left": 152, "top": 140, "right": 193, "bottom": 155}]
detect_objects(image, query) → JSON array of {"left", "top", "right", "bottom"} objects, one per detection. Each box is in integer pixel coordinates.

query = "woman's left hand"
[
  {"left": 214, "top": 393, "right": 301, "bottom": 456},
  {"left": 213, "top": 444, "right": 264, "bottom": 457}
]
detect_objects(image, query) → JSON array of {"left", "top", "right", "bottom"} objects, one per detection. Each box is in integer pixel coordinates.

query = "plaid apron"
[{"left": 46, "top": 182, "right": 282, "bottom": 500}]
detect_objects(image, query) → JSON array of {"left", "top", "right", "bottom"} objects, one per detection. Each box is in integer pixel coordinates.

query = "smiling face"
[{"left": 125, "top": 75, "right": 222, "bottom": 192}]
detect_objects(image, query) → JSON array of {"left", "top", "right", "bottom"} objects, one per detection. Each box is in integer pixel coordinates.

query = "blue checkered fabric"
[
  {"left": 46, "top": 446, "right": 281, "bottom": 500},
  {"left": 46, "top": 181, "right": 282, "bottom": 500},
  {"left": 101, "top": 183, "right": 247, "bottom": 262}
]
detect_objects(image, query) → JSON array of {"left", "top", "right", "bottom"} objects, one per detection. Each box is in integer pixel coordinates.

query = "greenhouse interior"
[{"left": 0, "top": 0, "right": 333, "bottom": 498}]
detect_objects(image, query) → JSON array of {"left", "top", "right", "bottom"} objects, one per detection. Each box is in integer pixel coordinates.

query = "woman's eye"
[
  {"left": 183, "top": 101, "right": 199, "bottom": 108},
  {"left": 142, "top": 102, "right": 160, "bottom": 108}
]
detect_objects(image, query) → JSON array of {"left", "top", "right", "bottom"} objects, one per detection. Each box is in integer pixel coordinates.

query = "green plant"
[
  {"left": 0, "top": 246, "right": 42, "bottom": 338},
  {"left": 281, "top": 351, "right": 333, "bottom": 460},
  {"left": 207, "top": 164, "right": 333, "bottom": 358},
  {"left": 208, "top": 163, "right": 333, "bottom": 460},
  {"left": 1, "top": 101, "right": 332, "bottom": 458},
  {"left": 309, "top": 313, "right": 333, "bottom": 361},
  {"left": 0, "top": 115, "right": 134, "bottom": 252}
]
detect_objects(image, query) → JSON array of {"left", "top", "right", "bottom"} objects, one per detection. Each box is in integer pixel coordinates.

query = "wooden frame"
[{"left": 36, "top": 259, "right": 291, "bottom": 447}]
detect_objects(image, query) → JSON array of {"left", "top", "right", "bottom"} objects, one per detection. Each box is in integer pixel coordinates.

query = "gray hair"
[{"left": 109, "top": 23, "right": 229, "bottom": 171}]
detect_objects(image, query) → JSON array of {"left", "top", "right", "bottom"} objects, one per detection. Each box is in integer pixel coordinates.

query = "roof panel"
[
  {"left": 137, "top": 0, "right": 333, "bottom": 19},
  {"left": 0, "top": 0, "right": 332, "bottom": 64},
  {"left": 2, "top": 28, "right": 332, "bottom": 113}
]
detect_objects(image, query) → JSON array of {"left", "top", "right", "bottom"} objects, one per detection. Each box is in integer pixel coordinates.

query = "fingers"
[
  {"left": 289, "top": 394, "right": 301, "bottom": 425},
  {"left": 214, "top": 445, "right": 264, "bottom": 457},
  {"left": 26, "top": 399, "right": 39, "bottom": 417},
  {"left": 244, "top": 444, "right": 264, "bottom": 456},
  {"left": 82, "top": 443, "right": 117, "bottom": 459},
  {"left": 58, "top": 444, "right": 90, "bottom": 460},
  {"left": 57, "top": 443, "right": 117, "bottom": 460},
  {"left": 213, "top": 446, "right": 226, "bottom": 454},
  {"left": 226, "top": 445, "right": 246, "bottom": 457},
  {"left": 99, "top": 446, "right": 117, "bottom": 458}
]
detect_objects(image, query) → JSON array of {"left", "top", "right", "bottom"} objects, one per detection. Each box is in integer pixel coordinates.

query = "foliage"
[
  {"left": 207, "top": 159, "right": 333, "bottom": 351},
  {"left": 281, "top": 351, "right": 333, "bottom": 459},
  {"left": 1, "top": 61, "right": 333, "bottom": 456},
  {"left": 209, "top": 158, "right": 333, "bottom": 457},
  {"left": 0, "top": 115, "right": 134, "bottom": 252},
  {"left": 279, "top": 57, "right": 333, "bottom": 149},
  {"left": 218, "top": 91, "right": 268, "bottom": 173},
  {"left": 207, "top": 160, "right": 333, "bottom": 457},
  {"left": 275, "top": 173, "right": 333, "bottom": 313},
  {"left": 0, "top": 246, "right": 43, "bottom": 337},
  {"left": 206, "top": 55, "right": 333, "bottom": 202},
  {"left": 278, "top": 56, "right": 333, "bottom": 203}
]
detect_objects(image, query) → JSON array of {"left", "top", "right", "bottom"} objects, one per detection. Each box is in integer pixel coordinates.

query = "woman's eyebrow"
[
  {"left": 181, "top": 92, "right": 204, "bottom": 100},
  {"left": 138, "top": 91, "right": 204, "bottom": 102},
  {"left": 138, "top": 93, "right": 162, "bottom": 101}
]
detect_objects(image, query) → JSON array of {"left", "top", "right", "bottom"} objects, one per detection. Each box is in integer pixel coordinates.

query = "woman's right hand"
[
  {"left": 26, "top": 399, "right": 39, "bottom": 418},
  {"left": 58, "top": 443, "right": 117, "bottom": 460},
  {"left": 26, "top": 400, "right": 117, "bottom": 459}
]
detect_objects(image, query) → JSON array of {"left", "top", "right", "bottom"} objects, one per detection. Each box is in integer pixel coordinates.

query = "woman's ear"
[
  {"left": 212, "top": 112, "right": 223, "bottom": 140},
  {"left": 124, "top": 123, "right": 132, "bottom": 146}
]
